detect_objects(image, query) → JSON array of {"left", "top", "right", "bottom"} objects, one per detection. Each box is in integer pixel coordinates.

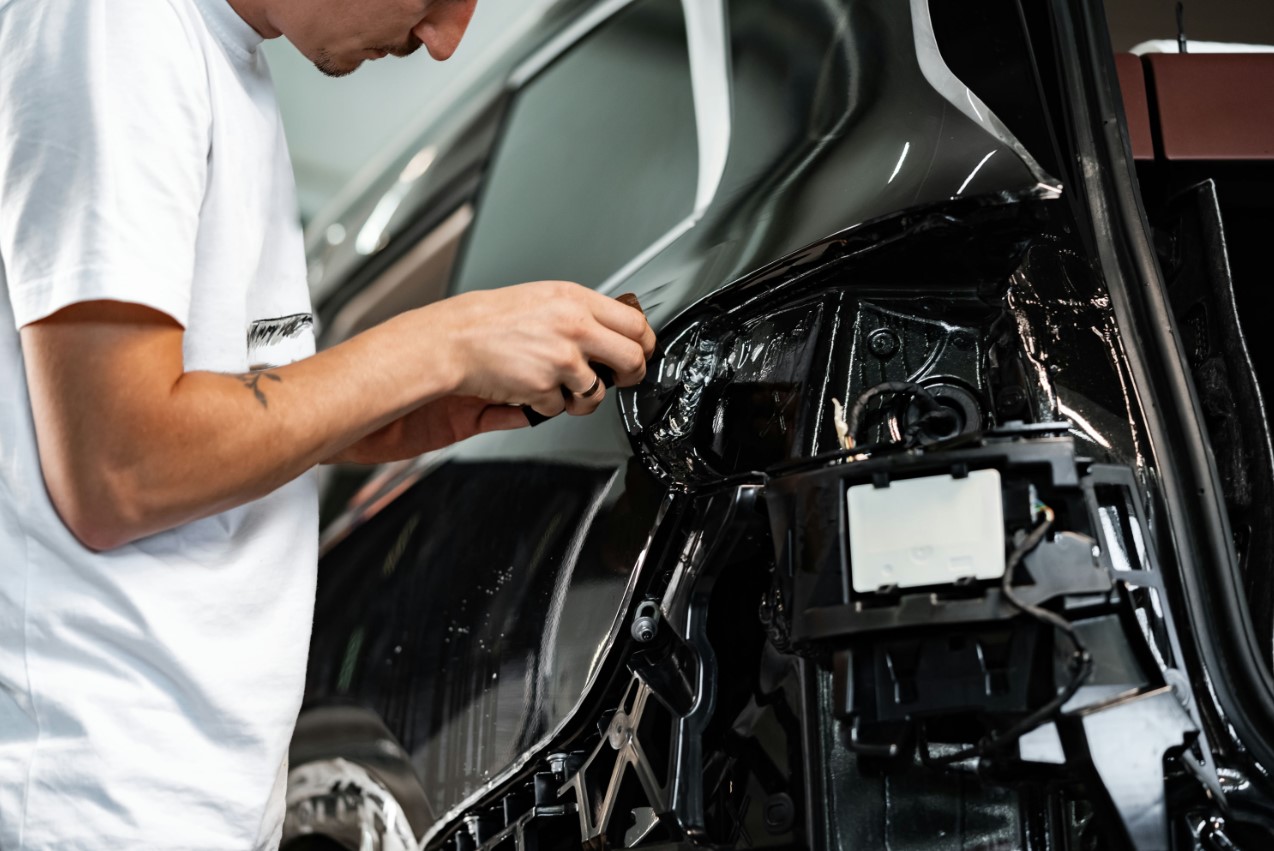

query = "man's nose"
[{"left": 412, "top": 0, "right": 478, "bottom": 61}]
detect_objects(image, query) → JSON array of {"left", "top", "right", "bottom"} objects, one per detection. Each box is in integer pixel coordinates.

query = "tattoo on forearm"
[{"left": 234, "top": 371, "right": 283, "bottom": 409}]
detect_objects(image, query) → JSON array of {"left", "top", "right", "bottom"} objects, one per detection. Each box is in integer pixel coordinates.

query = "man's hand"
[
  {"left": 20, "top": 281, "right": 655, "bottom": 550},
  {"left": 331, "top": 282, "right": 655, "bottom": 464},
  {"left": 425, "top": 280, "right": 656, "bottom": 418}
]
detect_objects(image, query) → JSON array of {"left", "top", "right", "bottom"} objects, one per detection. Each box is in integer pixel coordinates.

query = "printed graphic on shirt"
[{"left": 247, "top": 313, "right": 314, "bottom": 370}]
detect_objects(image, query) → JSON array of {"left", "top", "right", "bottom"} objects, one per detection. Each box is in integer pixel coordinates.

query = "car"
[{"left": 282, "top": 0, "right": 1274, "bottom": 848}]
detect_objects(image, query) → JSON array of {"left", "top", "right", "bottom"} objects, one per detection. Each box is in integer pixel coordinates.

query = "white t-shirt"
[{"left": 0, "top": 0, "right": 318, "bottom": 847}]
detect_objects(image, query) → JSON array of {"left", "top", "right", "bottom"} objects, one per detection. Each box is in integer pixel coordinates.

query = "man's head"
[{"left": 235, "top": 0, "right": 479, "bottom": 77}]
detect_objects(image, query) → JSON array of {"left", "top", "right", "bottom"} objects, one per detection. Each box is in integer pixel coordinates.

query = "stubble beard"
[
  {"left": 312, "top": 34, "right": 423, "bottom": 78},
  {"left": 314, "top": 48, "right": 355, "bottom": 78}
]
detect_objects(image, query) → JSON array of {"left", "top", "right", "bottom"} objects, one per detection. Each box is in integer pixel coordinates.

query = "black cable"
[
  {"left": 902, "top": 408, "right": 959, "bottom": 445},
  {"left": 845, "top": 381, "right": 953, "bottom": 447},
  {"left": 925, "top": 507, "right": 1093, "bottom": 767}
]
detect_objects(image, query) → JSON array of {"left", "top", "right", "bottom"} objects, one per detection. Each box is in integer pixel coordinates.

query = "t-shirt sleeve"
[{"left": 0, "top": 0, "right": 212, "bottom": 329}]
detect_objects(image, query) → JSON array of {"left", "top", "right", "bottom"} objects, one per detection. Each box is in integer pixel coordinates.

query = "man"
[{"left": 0, "top": 0, "right": 655, "bottom": 847}]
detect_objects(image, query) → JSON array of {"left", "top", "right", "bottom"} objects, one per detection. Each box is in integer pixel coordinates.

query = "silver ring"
[{"left": 572, "top": 375, "right": 602, "bottom": 398}]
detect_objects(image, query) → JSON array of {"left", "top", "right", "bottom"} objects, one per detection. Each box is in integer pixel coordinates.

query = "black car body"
[{"left": 284, "top": 1, "right": 1274, "bottom": 848}]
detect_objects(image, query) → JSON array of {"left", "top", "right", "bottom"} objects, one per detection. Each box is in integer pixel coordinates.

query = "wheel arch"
[{"left": 284, "top": 705, "right": 430, "bottom": 849}]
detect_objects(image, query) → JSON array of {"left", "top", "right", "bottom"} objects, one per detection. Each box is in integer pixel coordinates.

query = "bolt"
[
  {"left": 547, "top": 752, "right": 569, "bottom": 776},
  {"left": 631, "top": 602, "right": 659, "bottom": 643},
  {"left": 867, "top": 328, "right": 900, "bottom": 359},
  {"left": 632, "top": 617, "right": 657, "bottom": 642},
  {"left": 951, "top": 331, "right": 975, "bottom": 351},
  {"left": 608, "top": 711, "right": 631, "bottom": 750}
]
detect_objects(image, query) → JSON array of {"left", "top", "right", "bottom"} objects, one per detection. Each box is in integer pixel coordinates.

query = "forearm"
[
  {"left": 24, "top": 283, "right": 655, "bottom": 550},
  {"left": 30, "top": 311, "right": 457, "bottom": 549},
  {"left": 167, "top": 330, "right": 440, "bottom": 503},
  {"left": 322, "top": 417, "right": 409, "bottom": 466}
]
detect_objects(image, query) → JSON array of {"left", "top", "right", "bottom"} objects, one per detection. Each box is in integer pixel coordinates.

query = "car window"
[{"left": 451, "top": 0, "right": 698, "bottom": 293}]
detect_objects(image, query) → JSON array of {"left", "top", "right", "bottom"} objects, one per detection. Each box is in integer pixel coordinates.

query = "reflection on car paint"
[{"left": 309, "top": 459, "right": 668, "bottom": 825}]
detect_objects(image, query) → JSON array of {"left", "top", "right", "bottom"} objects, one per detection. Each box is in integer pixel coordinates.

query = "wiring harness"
[
  {"left": 921, "top": 503, "right": 1095, "bottom": 768},
  {"left": 833, "top": 381, "right": 960, "bottom": 450}
]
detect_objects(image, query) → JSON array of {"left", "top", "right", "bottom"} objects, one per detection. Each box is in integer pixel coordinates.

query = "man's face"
[{"left": 273, "top": 0, "right": 479, "bottom": 78}]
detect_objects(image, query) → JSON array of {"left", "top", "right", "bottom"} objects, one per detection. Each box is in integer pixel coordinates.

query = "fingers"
[
  {"left": 530, "top": 284, "right": 653, "bottom": 399},
  {"left": 580, "top": 331, "right": 649, "bottom": 388},
  {"left": 563, "top": 288, "right": 653, "bottom": 388},
  {"left": 565, "top": 388, "right": 606, "bottom": 417},
  {"left": 562, "top": 363, "right": 606, "bottom": 417},
  {"left": 584, "top": 289, "right": 657, "bottom": 359},
  {"left": 525, "top": 354, "right": 601, "bottom": 419},
  {"left": 432, "top": 281, "right": 655, "bottom": 421},
  {"left": 569, "top": 374, "right": 603, "bottom": 399},
  {"left": 525, "top": 388, "right": 568, "bottom": 419}
]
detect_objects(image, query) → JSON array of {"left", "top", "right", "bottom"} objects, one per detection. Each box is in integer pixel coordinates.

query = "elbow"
[
  {"left": 43, "top": 465, "right": 148, "bottom": 553},
  {"left": 64, "top": 512, "right": 135, "bottom": 553}
]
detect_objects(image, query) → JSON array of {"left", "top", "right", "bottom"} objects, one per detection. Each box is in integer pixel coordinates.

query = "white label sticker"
[{"left": 847, "top": 469, "right": 1006, "bottom": 593}]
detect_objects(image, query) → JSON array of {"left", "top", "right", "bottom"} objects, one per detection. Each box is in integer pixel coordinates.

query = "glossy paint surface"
[
  {"left": 310, "top": 0, "right": 1054, "bottom": 328},
  {"left": 309, "top": 457, "right": 666, "bottom": 824}
]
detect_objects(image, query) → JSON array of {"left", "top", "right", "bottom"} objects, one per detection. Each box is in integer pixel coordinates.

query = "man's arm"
[
  {"left": 323, "top": 394, "right": 530, "bottom": 466},
  {"left": 21, "top": 281, "right": 654, "bottom": 551}
]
